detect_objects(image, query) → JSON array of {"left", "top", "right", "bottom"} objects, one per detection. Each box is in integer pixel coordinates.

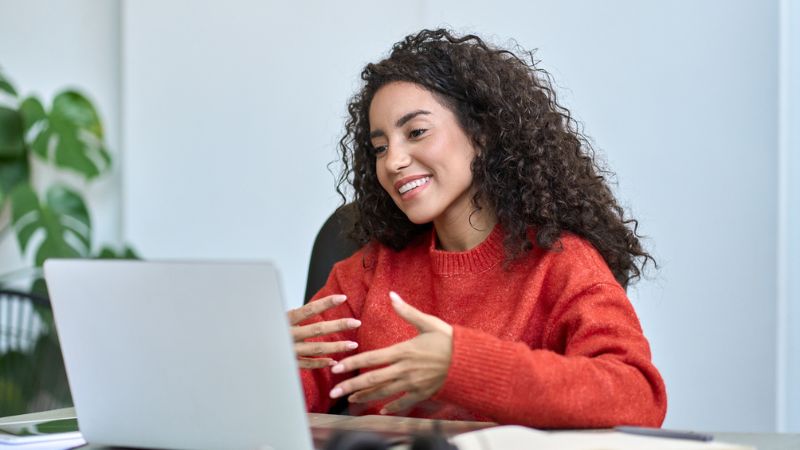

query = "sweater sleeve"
[
  {"left": 298, "top": 252, "right": 370, "bottom": 413},
  {"left": 433, "top": 281, "right": 667, "bottom": 428}
]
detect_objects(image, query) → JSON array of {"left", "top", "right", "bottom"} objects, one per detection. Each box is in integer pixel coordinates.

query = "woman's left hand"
[{"left": 328, "top": 291, "right": 453, "bottom": 414}]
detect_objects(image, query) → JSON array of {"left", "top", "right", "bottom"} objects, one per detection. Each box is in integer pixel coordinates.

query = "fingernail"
[
  {"left": 346, "top": 341, "right": 358, "bottom": 350},
  {"left": 328, "top": 360, "right": 338, "bottom": 366},
  {"left": 389, "top": 291, "right": 403, "bottom": 304},
  {"left": 330, "top": 387, "right": 343, "bottom": 398},
  {"left": 333, "top": 295, "right": 347, "bottom": 304},
  {"left": 379, "top": 408, "right": 388, "bottom": 415},
  {"left": 348, "top": 319, "right": 362, "bottom": 328},
  {"left": 331, "top": 364, "right": 344, "bottom": 373}
]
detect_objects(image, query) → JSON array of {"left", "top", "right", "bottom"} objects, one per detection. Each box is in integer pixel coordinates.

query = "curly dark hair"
[{"left": 335, "top": 28, "right": 654, "bottom": 287}]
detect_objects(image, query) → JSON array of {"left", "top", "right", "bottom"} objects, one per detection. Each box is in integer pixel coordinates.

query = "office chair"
[
  {"left": 304, "top": 203, "right": 362, "bottom": 304},
  {"left": 304, "top": 203, "right": 361, "bottom": 415},
  {"left": 0, "top": 289, "right": 72, "bottom": 416}
]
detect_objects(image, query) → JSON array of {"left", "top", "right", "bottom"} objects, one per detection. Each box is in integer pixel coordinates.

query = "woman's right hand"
[{"left": 287, "top": 294, "right": 361, "bottom": 369}]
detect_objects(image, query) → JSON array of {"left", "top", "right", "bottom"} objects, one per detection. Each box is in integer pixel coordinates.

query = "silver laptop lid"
[{"left": 43, "top": 260, "right": 312, "bottom": 450}]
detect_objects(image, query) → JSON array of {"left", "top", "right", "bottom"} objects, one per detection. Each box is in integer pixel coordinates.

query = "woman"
[{"left": 287, "top": 28, "right": 667, "bottom": 428}]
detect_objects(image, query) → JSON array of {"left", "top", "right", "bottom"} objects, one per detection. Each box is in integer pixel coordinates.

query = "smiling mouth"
[{"left": 398, "top": 177, "right": 431, "bottom": 194}]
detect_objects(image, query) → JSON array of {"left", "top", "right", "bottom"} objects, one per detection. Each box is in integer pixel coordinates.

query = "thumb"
[{"left": 389, "top": 291, "right": 447, "bottom": 334}]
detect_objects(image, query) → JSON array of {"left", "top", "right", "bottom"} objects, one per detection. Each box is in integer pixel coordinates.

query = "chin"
[
  {"left": 395, "top": 202, "right": 435, "bottom": 225},
  {"left": 398, "top": 205, "right": 438, "bottom": 225},
  {"left": 405, "top": 215, "right": 433, "bottom": 225}
]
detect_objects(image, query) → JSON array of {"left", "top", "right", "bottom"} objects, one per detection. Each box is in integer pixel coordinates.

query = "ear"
[
  {"left": 471, "top": 132, "right": 489, "bottom": 157},
  {"left": 477, "top": 133, "right": 488, "bottom": 148},
  {"left": 473, "top": 132, "right": 486, "bottom": 149}
]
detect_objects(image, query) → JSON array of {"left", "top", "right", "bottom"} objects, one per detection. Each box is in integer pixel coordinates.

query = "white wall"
[
  {"left": 0, "top": 0, "right": 121, "bottom": 283},
  {"left": 121, "top": 0, "right": 426, "bottom": 306},
  {"left": 779, "top": 0, "right": 800, "bottom": 433}
]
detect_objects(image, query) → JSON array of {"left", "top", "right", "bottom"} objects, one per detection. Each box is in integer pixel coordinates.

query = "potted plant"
[{"left": 0, "top": 67, "right": 136, "bottom": 416}]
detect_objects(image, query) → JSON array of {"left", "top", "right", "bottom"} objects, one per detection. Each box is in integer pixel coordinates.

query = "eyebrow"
[{"left": 369, "top": 110, "right": 431, "bottom": 139}]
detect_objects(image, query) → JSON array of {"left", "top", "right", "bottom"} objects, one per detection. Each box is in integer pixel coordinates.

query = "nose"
[{"left": 384, "top": 142, "right": 412, "bottom": 173}]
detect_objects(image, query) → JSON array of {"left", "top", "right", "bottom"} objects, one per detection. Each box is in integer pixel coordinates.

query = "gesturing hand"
[
  {"left": 328, "top": 291, "right": 453, "bottom": 414},
  {"left": 287, "top": 294, "right": 361, "bottom": 369}
]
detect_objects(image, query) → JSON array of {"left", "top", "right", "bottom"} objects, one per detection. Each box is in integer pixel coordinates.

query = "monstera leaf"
[
  {"left": 96, "top": 245, "right": 139, "bottom": 259},
  {"left": 0, "top": 103, "right": 29, "bottom": 209},
  {"left": 19, "top": 95, "right": 46, "bottom": 135},
  {"left": 0, "top": 106, "right": 24, "bottom": 157},
  {"left": 0, "top": 157, "right": 28, "bottom": 210},
  {"left": 0, "top": 68, "right": 17, "bottom": 96},
  {"left": 10, "top": 184, "right": 91, "bottom": 266},
  {"left": 26, "top": 91, "right": 111, "bottom": 179}
]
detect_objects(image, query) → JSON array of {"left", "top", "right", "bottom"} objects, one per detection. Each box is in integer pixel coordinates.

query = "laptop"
[{"left": 43, "top": 259, "right": 314, "bottom": 450}]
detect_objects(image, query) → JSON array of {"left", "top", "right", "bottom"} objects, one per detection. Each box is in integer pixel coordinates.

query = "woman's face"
[{"left": 369, "top": 81, "right": 478, "bottom": 225}]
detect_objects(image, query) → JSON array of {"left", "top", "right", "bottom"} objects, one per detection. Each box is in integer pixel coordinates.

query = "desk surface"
[
  {"left": 711, "top": 433, "right": 800, "bottom": 450},
  {"left": 306, "top": 414, "right": 800, "bottom": 450},
  {"left": 2, "top": 408, "right": 799, "bottom": 450}
]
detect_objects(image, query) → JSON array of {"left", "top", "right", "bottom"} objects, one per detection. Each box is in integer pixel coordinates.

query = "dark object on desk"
[
  {"left": 324, "top": 430, "right": 389, "bottom": 450},
  {"left": 305, "top": 203, "right": 361, "bottom": 304},
  {"left": 615, "top": 425, "right": 714, "bottom": 442},
  {"left": 323, "top": 429, "right": 457, "bottom": 450},
  {"left": 410, "top": 433, "right": 459, "bottom": 450},
  {"left": 0, "top": 289, "right": 72, "bottom": 416}
]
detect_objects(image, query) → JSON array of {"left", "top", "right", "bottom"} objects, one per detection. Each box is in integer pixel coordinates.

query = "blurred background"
[{"left": 0, "top": 0, "right": 798, "bottom": 433}]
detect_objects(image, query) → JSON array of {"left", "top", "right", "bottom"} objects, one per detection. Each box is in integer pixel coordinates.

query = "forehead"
[{"left": 368, "top": 81, "right": 444, "bottom": 125}]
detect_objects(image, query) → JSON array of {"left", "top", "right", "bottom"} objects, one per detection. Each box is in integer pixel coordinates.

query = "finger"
[
  {"left": 331, "top": 345, "right": 402, "bottom": 375},
  {"left": 348, "top": 379, "right": 407, "bottom": 403},
  {"left": 388, "top": 291, "right": 444, "bottom": 333},
  {"left": 287, "top": 295, "right": 347, "bottom": 325},
  {"left": 380, "top": 392, "right": 427, "bottom": 415},
  {"left": 297, "top": 357, "right": 337, "bottom": 369},
  {"left": 295, "top": 340, "right": 358, "bottom": 357},
  {"left": 329, "top": 364, "right": 403, "bottom": 399},
  {"left": 292, "top": 317, "right": 361, "bottom": 341}
]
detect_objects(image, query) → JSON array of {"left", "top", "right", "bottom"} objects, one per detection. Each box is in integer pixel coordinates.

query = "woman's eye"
[
  {"left": 371, "top": 144, "right": 388, "bottom": 155},
  {"left": 409, "top": 129, "right": 427, "bottom": 139}
]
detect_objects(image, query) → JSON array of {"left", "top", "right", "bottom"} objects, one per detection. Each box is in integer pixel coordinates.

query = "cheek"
[{"left": 375, "top": 161, "right": 393, "bottom": 196}]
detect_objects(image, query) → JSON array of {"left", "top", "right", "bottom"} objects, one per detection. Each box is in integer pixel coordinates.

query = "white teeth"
[{"left": 398, "top": 177, "right": 430, "bottom": 194}]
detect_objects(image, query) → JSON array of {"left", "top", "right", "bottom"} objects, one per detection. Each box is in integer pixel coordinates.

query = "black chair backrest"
[
  {"left": 303, "top": 204, "right": 362, "bottom": 415},
  {"left": 304, "top": 203, "right": 362, "bottom": 304}
]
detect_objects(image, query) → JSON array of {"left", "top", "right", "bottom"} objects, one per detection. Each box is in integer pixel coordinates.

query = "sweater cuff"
[{"left": 433, "top": 325, "right": 517, "bottom": 412}]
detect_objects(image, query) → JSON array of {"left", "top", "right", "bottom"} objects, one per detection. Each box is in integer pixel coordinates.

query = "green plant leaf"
[
  {"left": 0, "top": 378, "right": 26, "bottom": 417},
  {"left": 10, "top": 184, "right": 42, "bottom": 251},
  {"left": 30, "top": 277, "right": 49, "bottom": 298},
  {"left": 0, "top": 106, "right": 25, "bottom": 158},
  {"left": 0, "top": 104, "right": 28, "bottom": 208},
  {"left": 19, "top": 96, "right": 46, "bottom": 135},
  {"left": 96, "top": 244, "right": 140, "bottom": 259},
  {"left": 0, "top": 156, "right": 29, "bottom": 208},
  {"left": 10, "top": 184, "right": 91, "bottom": 266},
  {"left": 28, "top": 91, "right": 111, "bottom": 180},
  {"left": 124, "top": 246, "right": 139, "bottom": 259},
  {"left": 31, "top": 329, "right": 72, "bottom": 406},
  {"left": 0, "top": 69, "right": 18, "bottom": 97}
]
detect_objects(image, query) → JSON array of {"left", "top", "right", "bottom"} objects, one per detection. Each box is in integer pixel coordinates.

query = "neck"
[{"left": 433, "top": 206, "right": 497, "bottom": 252}]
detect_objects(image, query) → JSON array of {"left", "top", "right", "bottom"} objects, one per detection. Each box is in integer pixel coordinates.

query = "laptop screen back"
[{"left": 44, "top": 260, "right": 313, "bottom": 450}]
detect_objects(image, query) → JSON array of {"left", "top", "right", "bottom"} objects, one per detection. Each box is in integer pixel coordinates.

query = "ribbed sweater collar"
[{"left": 429, "top": 224, "right": 505, "bottom": 275}]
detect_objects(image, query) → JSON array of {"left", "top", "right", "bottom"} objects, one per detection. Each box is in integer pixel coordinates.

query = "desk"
[
  {"left": 303, "top": 415, "right": 800, "bottom": 450},
  {"left": 709, "top": 433, "right": 800, "bottom": 450},
  {"left": 2, "top": 408, "right": 798, "bottom": 450},
  {"left": 307, "top": 412, "right": 492, "bottom": 448}
]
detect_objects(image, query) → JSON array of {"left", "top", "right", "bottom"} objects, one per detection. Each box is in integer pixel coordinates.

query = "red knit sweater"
[{"left": 301, "top": 225, "right": 667, "bottom": 428}]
